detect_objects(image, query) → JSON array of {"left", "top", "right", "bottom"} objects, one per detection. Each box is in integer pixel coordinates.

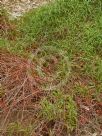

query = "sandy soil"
[{"left": 0, "top": 0, "right": 51, "bottom": 18}]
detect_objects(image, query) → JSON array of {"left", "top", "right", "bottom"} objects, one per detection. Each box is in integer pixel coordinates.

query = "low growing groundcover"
[{"left": 0, "top": 0, "right": 102, "bottom": 135}]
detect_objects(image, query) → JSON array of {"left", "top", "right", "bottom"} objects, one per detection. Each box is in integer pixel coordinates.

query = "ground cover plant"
[{"left": 0, "top": 0, "right": 102, "bottom": 135}]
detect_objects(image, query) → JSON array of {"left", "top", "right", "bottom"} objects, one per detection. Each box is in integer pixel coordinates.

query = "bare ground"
[{"left": 0, "top": 0, "right": 51, "bottom": 18}]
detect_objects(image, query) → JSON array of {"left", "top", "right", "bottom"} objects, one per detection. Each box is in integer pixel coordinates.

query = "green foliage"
[
  {"left": 75, "top": 84, "right": 89, "bottom": 96},
  {"left": 0, "top": 38, "right": 9, "bottom": 48},
  {"left": 94, "top": 84, "right": 102, "bottom": 102},
  {"left": 0, "top": 0, "right": 102, "bottom": 134},
  {"left": 6, "top": 122, "right": 32, "bottom": 136},
  {"left": 83, "top": 56, "right": 102, "bottom": 82},
  {"left": 41, "top": 90, "right": 77, "bottom": 131},
  {"left": 19, "top": 0, "right": 102, "bottom": 44}
]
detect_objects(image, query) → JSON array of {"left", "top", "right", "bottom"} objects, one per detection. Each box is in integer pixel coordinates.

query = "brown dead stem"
[{"left": 0, "top": 50, "right": 43, "bottom": 134}]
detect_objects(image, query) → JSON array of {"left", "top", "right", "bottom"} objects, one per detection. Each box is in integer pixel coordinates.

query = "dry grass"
[
  {"left": 0, "top": 50, "right": 43, "bottom": 135},
  {"left": 0, "top": 0, "right": 102, "bottom": 135},
  {"left": 0, "top": 49, "right": 72, "bottom": 135},
  {"left": 0, "top": 50, "right": 102, "bottom": 136}
]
